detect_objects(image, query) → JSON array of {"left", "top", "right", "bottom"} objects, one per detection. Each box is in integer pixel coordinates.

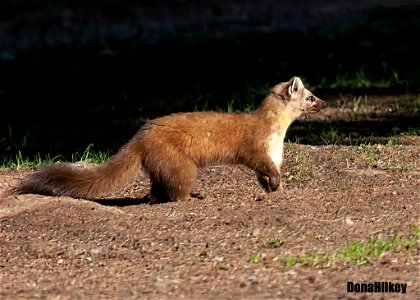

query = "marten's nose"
[{"left": 318, "top": 99, "right": 327, "bottom": 109}]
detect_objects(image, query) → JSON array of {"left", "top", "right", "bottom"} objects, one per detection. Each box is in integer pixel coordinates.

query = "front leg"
[
  {"left": 246, "top": 154, "right": 280, "bottom": 192},
  {"left": 256, "top": 170, "right": 280, "bottom": 192},
  {"left": 256, "top": 171, "right": 277, "bottom": 192}
]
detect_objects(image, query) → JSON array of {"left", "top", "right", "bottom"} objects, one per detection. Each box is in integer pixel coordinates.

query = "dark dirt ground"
[{"left": 0, "top": 95, "right": 419, "bottom": 299}]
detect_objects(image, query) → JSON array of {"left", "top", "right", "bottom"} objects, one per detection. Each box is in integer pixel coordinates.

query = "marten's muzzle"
[{"left": 307, "top": 98, "right": 326, "bottom": 113}]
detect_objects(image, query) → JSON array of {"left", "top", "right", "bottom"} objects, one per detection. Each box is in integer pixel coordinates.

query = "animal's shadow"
[
  {"left": 93, "top": 196, "right": 151, "bottom": 207},
  {"left": 92, "top": 192, "right": 205, "bottom": 207}
]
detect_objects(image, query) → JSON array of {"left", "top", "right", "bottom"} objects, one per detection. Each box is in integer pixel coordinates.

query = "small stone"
[
  {"left": 211, "top": 256, "right": 224, "bottom": 263},
  {"left": 345, "top": 217, "right": 354, "bottom": 225}
]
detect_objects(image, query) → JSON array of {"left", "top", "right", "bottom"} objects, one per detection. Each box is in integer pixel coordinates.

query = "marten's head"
[{"left": 270, "top": 76, "right": 326, "bottom": 114}]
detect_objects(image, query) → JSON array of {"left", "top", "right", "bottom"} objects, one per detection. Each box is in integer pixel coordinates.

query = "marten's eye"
[{"left": 307, "top": 95, "right": 315, "bottom": 102}]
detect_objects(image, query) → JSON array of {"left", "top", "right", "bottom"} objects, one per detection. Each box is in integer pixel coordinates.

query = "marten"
[{"left": 12, "top": 76, "right": 326, "bottom": 203}]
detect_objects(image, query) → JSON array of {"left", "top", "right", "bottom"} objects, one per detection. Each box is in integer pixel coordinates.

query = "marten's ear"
[{"left": 288, "top": 77, "right": 304, "bottom": 95}]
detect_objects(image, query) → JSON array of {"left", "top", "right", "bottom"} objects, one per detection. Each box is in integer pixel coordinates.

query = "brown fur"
[{"left": 12, "top": 77, "right": 325, "bottom": 203}]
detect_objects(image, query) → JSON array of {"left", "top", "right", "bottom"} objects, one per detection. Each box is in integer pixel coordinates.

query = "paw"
[
  {"left": 257, "top": 174, "right": 270, "bottom": 192},
  {"left": 257, "top": 174, "right": 280, "bottom": 192},
  {"left": 268, "top": 176, "right": 280, "bottom": 191}
]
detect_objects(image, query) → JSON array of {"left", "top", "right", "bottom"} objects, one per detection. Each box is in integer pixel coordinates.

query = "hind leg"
[
  {"left": 149, "top": 180, "right": 169, "bottom": 204},
  {"left": 149, "top": 161, "right": 197, "bottom": 203}
]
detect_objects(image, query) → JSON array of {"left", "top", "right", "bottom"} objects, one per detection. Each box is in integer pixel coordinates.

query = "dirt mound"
[{"left": 1, "top": 143, "right": 419, "bottom": 299}]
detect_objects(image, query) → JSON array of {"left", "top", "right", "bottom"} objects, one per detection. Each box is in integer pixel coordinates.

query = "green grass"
[
  {"left": 282, "top": 227, "right": 419, "bottom": 268},
  {"left": 71, "top": 144, "right": 110, "bottom": 164},
  {"left": 287, "top": 146, "right": 318, "bottom": 182},
  {"left": 358, "top": 142, "right": 416, "bottom": 171},
  {"left": 394, "top": 95, "right": 420, "bottom": 112},
  {"left": 0, "top": 151, "right": 59, "bottom": 169},
  {"left": 267, "top": 238, "right": 284, "bottom": 248},
  {"left": 249, "top": 253, "right": 262, "bottom": 263},
  {"left": 320, "top": 125, "right": 340, "bottom": 145},
  {"left": 314, "top": 69, "right": 408, "bottom": 91},
  {"left": 399, "top": 126, "right": 420, "bottom": 136},
  {"left": 0, "top": 144, "right": 109, "bottom": 169}
]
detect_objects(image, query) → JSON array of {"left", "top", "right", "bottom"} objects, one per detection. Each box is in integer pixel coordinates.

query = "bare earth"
[{"left": 0, "top": 96, "right": 419, "bottom": 299}]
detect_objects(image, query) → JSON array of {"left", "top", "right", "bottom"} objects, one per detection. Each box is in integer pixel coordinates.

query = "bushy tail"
[{"left": 13, "top": 138, "right": 143, "bottom": 199}]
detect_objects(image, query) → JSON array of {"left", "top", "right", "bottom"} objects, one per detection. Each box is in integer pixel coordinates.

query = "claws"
[
  {"left": 257, "top": 174, "right": 280, "bottom": 192},
  {"left": 269, "top": 176, "right": 280, "bottom": 191}
]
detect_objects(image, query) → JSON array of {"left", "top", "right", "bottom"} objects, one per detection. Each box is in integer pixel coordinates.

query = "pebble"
[
  {"left": 252, "top": 228, "right": 260, "bottom": 236},
  {"left": 211, "top": 256, "right": 224, "bottom": 263}
]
